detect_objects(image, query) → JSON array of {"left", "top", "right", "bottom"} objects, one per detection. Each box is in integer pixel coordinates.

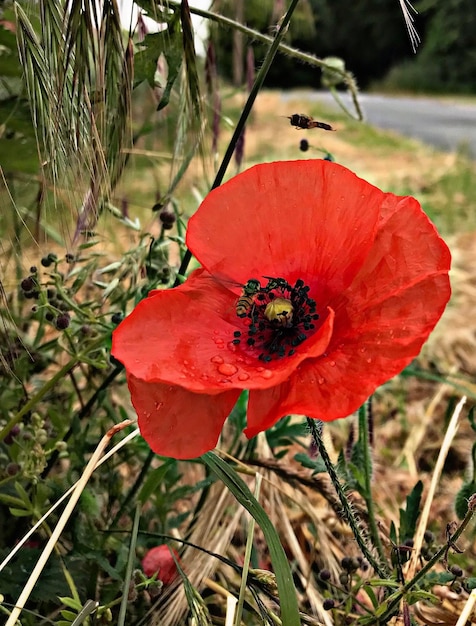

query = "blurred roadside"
[{"left": 280, "top": 91, "right": 476, "bottom": 158}]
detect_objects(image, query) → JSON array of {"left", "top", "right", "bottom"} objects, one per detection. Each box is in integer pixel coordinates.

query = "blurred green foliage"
[{"left": 212, "top": 0, "right": 476, "bottom": 93}]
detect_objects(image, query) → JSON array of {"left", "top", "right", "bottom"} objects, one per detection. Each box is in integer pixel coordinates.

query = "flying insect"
[{"left": 287, "top": 113, "right": 335, "bottom": 131}]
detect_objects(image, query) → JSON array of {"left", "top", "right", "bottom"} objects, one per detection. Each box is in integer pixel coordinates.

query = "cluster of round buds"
[
  {"left": 316, "top": 555, "right": 370, "bottom": 611},
  {"left": 20, "top": 256, "right": 72, "bottom": 330},
  {"left": 41, "top": 252, "right": 58, "bottom": 268}
]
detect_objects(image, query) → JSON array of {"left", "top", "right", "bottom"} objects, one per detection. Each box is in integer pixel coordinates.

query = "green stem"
[
  {"left": 358, "top": 403, "right": 387, "bottom": 565},
  {"left": 306, "top": 418, "right": 389, "bottom": 579},
  {"left": 110, "top": 449, "right": 155, "bottom": 527},
  {"left": 117, "top": 503, "right": 141, "bottom": 626},
  {"left": 377, "top": 504, "right": 476, "bottom": 623},
  {"left": 175, "top": 0, "right": 303, "bottom": 284}
]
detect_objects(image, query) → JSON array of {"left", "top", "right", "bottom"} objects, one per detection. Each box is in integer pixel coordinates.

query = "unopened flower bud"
[
  {"left": 424, "top": 530, "right": 435, "bottom": 544},
  {"left": 55, "top": 313, "right": 71, "bottom": 330},
  {"left": 142, "top": 545, "right": 180, "bottom": 585},
  {"left": 111, "top": 312, "right": 123, "bottom": 325},
  {"left": 4, "top": 424, "right": 20, "bottom": 444},
  {"left": 159, "top": 207, "right": 176, "bottom": 228},
  {"left": 6, "top": 462, "right": 20, "bottom": 476},
  {"left": 319, "top": 569, "right": 331, "bottom": 581},
  {"left": 450, "top": 564, "right": 463, "bottom": 577},
  {"left": 21, "top": 277, "right": 35, "bottom": 292}
]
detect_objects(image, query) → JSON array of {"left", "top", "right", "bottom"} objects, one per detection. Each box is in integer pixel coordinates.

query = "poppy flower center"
[{"left": 232, "top": 277, "right": 319, "bottom": 362}]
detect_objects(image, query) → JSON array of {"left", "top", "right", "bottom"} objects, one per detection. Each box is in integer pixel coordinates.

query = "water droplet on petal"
[
  {"left": 238, "top": 372, "right": 249, "bottom": 381},
  {"left": 329, "top": 360, "right": 336, "bottom": 367},
  {"left": 183, "top": 359, "right": 189, "bottom": 365},
  {"left": 218, "top": 363, "right": 238, "bottom": 376},
  {"left": 256, "top": 366, "right": 264, "bottom": 373},
  {"left": 154, "top": 401, "right": 164, "bottom": 410},
  {"left": 318, "top": 377, "right": 325, "bottom": 385},
  {"left": 366, "top": 357, "right": 372, "bottom": 364},
  {"left": 261, "top": 369, "right": 273, "bottom": 380},
  {"left": 211, "top": 355, "right": 224, "bottom": 364}
]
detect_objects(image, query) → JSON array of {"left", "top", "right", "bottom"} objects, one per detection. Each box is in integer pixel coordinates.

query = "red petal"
[
  {"left": 186, "top": 160, "right": 384, "bottom": 303},
  {"left": 244, "top": 196, "right": 451, "bottom": 438},
  {"left": 128, "top": 374, "right": 240, "bottom": 459},
  {"left": 112, "top": 269, "right": 335, "bottom": 392}
]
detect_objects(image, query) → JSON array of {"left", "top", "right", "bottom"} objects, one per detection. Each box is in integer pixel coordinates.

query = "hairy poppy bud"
[{"left": 142, "top": 545, "right": 180, "bottom": 584}]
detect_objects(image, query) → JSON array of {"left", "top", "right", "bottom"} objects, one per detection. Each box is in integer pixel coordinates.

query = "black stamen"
[{"left": 234, "top": 276, "right": 320, "bottom": 362}]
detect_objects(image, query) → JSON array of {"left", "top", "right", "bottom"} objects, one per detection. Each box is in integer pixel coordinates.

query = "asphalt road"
[{"left": 281, "top": 91, "right": 476, "bottom": 157}]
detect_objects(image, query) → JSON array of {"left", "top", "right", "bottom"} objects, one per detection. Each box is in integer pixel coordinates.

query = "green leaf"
[
  {"left": 294, "top": 452, "right": 327, "bottom": 475},
  {"left": 59, "top": 610, "right": 78, "bottom": 621},
  {"left": 202, "top": 452, "right": 301, "bottom": 625},
  {"left": 14, "top": 481, "right": 32, "bottom": 508},
  {"left": 455, "top": 481, "right": 476, "bottom": 520},
  {"left": 468, "top": 406, "right": 476, "bottom": 432},
  {"left": 133, "top": 24, "right": 182, "bottom": 111},
  {"left": 139, "top": 460, "right": 176, "bottom": 503},
  {"left": 9, "top": 508, "right": 33, "bottom": 517},
  {"left": 399, "top": 480, "right": 423, "bottom": 542},
  {"left": 362, "top": 583, "right": 379, "bottom": 608},
  {"left": 405, "top": 589, "right": 438, "bottom": 605},
  {"left": 58, "top": 596, "right": 83, "bottom": 610}
]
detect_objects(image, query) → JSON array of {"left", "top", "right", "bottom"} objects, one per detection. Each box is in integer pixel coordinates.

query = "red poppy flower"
[{"left": 112, "top": 160, "right": 451, "bottom": 459}]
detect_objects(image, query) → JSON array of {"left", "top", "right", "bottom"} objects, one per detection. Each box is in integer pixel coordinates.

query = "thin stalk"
[
  {"left": 234, "top": 473, "right": 262, "bottom": 626},
  {"left": 117, "top": 502, "right": 141, "bottom": 626},
  {"left": 306, "top": 418, "right": 389, "bottom": 578},
  {"left": 175, "top": 0, "right": 302, "bottom": 283},
  {"left": 358, "top": 403, "right": 387, "bottom": 565},
  {"left": 377, "top": 503, "right": 476, "bottom": 623},
  {"left": 110, "top": 449, "right": 155, "bottom": 526}
]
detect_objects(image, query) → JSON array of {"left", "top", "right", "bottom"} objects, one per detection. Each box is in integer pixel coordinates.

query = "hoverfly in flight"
[{"left": 287, "top": 113, "right": 335, "bottom": 131}]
